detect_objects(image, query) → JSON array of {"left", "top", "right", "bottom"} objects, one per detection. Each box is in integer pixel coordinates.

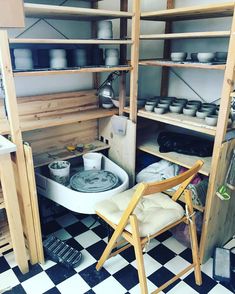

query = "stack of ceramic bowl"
[
  {"left": 154, "top": 96, "right": 174, "bottom": 114},
  {"left": 144, "top": 97, "right": 159, "bottom": 112},
  {"left": 196, "top": 103, "right": 218, "bottom": 126},
  {"left": 97, "top": 21, "right": 113, "bottom": 39},
  {"left": 183, "top": 100, "right": 201, "bottom": 116},
  {"left": 49, "top": 49, "right": 67, "bottom": 69},
  {"left": 168, "top": 97, "right": 185, "bottom": 114},
  {"left": 14, "top": 49, "right": 33, "bottom": 70},
  {"left": 170, "top": 52, "right": 187, "bottom": 62}
]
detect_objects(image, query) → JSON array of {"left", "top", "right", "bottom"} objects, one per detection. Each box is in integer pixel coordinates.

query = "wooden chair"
[{"left": 95, "top": 160, "right": 204, "bottom": 294}]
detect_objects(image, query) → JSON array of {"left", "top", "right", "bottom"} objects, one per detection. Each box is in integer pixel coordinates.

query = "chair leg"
[
  {"left": 130, "top": 215, "right": 148, "bottom": 294},
  {"left": 96, "top": 225, "right": 123, "bottom": 271},
  {"left": 185, "top": 190, "right": 202, "bottom": 286}
]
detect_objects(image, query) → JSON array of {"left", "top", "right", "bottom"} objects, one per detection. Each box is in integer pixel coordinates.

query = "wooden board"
[
  {"left": 139, "top": 59, "right": 226, "bottom": 70},
  {"left": 200, "top": 139, "right": 235, "bottom": 262},
  {"left": 0, "top": 186, "right": 5, "bottom": 209},
  {"left": 137, "top": 135, "right": 211, "bottom": 176},
  {"left": 99, "top": 117, "right": 136, "bottom": 185},
  {"left": 0, "top": 0, "right": 25, "bottom": 28},
  {"left": 138, "top": 109, "right": 217, "bottom": 136},
  {"left": 24, "top": 3, "right": 132, "bottom": 21},
  {"left": 13, "top": 66, "right": 132, "bottom": 77},
  {"left": 10, "top": 38, "right": 132, "bottom": 45},
  {"left": 140, "top": 31, "right": 230, "bottom": 40},
  {"left": 141, "top": 2, "right": 235, "bottom": 21}
]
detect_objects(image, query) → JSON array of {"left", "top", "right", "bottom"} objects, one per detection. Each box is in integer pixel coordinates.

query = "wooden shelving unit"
[
  {"left": 0, "top": 0, "right": 140, "bottom": 266},
  {"left": 137, "top": 136, "right": 211, "bottom": 176},
  {"left": 0, "top": 187, "right": 4, "bottom": 210},
  {"left": 138, "top": 109, "right": 217, "bottom": 136},
  {"left": 24, "top": 3, "right": 133, "bottom": 21},
  {"left": 141, "top": 2, "right": 234, "bottom": 21},
  {"left": 33, "top": 140, "right": 110, "bottom": 167},
  {"left": 135, "top": 1, "right": 235, "bottom": 263},
  {"left": 140, "top": 31, "right": 230, "bottom": 40},
  {"left": 13, "top": 66, "right": 132, "bottom": 77},
  {"left": 139, "top": 59, "right": 226, "bottom": 70}
]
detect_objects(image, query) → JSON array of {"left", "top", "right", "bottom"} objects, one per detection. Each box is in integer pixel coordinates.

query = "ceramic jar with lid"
[
  {"left": 97, "top": 21, "right": 113, "bottom": 39},
  {"left": 49, "top": 49, "right": 67, "bottom": 69},
  {"left": 74, "top": 49, "right": 87, "bottom": 67},
  {"left": 14, "top": 49, "right": 33, "bottom": 70},
  {"left": 105, "top": 48, "right": 119, "bottom": 66}
]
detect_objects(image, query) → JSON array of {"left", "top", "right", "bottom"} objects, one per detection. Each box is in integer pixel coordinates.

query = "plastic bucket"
[
  {"left": 48, "top": 161, "right": 70, "bottom": 185},
  {"left": 83, "top": 153, "right": 102, "bottom": 171}
]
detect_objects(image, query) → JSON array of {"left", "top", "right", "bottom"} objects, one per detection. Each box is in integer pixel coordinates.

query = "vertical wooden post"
[
  {"left": 0, "top": 153, "right": 28, "bottom": 274},
  {"left": 160, "top": 0, "right": 175, "bottom": 97},
  {"left": 119, "top": 0, "right": 128, "bottom": 115},
  {"left": 200, "top": 3, "right": 235, "bottom": 261},
  {"left": 129, "top": 0, "right": 141, "bottom": 123},
  {"left": 0, "top": 30, "right": 38, "bottom": 264}
]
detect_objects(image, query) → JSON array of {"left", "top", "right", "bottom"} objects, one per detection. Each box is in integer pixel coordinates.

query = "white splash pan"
[{"left": 35, "top": 155, "right": 129, "bottom": 214}]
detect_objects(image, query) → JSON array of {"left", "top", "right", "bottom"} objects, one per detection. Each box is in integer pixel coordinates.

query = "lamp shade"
[{"left": 98, "top": 81, "right": 114, "bottom": 100}]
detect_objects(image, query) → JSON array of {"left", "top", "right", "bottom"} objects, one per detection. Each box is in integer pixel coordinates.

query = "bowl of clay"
[
  {"left": 154, "top": 107, "right": 166, "bottom": 114},
  {"left": 205, "top": 115, "right": 218, "bottom": 126},
  {"left": 183, "top": 107, "right": 197, "bottom": 117},
  {"left": 171, "top": 52, "right": 187, "bottom": 62},
  {"left": 197, "top": 52, "right": 215, "bottom": 63},
  {"left": 196, "top": 109, "right": 213, "bottom": 119},
  {"left": 169, "top": 104, "right": 183, "bottom": 113}
]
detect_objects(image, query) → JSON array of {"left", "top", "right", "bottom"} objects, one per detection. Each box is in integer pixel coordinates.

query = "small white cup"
[{"left": 83, "top": 153, "right": 103, "bottom": 171}]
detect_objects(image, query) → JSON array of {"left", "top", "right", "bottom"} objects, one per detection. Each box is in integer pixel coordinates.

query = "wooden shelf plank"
[
  {"left": 137, "top": 135, "right": 211, "bottom": 176},
  {"left": 138, "top": 109, "right": 217, "bottom": 136},
  {"left": 24, "top": 3, "right": 133, "bottom": 20},
  {"left": 140, "top": 31, "right": 230, "bottom": 40},
  {"left": 20, "top": 108, "right": 118, "bottom": 132},
  {"left": 139, "top": 59, "right": 226, "bottom": 70},
  {"left": 10, "top": 38, "right": 132, "bottom": 45},
  {"left": 0, "top": 215, "right": 11, "bottom": 253},
  {"left": 141, "top": 2, "right": 235, "bottom": 21},
  {"left": 164, "top": 191, "right": 205, "bottom": 212},
  {"left": 33, "top": 140, "right": 109, "bottom": 167},
  {"left": 13, "top": 66, "right": 132, "bottom": 77}
]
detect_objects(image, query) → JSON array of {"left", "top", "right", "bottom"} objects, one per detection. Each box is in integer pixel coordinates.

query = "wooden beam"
[
  {"left": 200, "top": 3, "right": 235, "bottom": 262},
  {"left": 0, "top": 0, "right": 25, "bottom": 28},
  {"left": 161, "top": 0, "right": 175, "bottom": 97},
  {"left": 129, "top": 0, "right": 140, "bottom": 122},
  {"left": 0, "top": 30, "right": 38, "bottom": 264},
  {"left": 0, "top": 153, "right": 28, "bottom": 273}
]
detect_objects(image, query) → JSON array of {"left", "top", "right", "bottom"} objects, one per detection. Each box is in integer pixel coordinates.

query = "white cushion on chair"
[{"left": 95, "top": 187, "right": 185, "bottom": 237}]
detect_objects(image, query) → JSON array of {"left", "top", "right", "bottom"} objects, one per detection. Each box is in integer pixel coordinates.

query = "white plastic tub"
[{"left": 35, "top": 155, "right": 129, "bottom": 214}]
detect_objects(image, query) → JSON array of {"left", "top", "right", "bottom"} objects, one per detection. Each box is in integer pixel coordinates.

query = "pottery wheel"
[{"left": 70, "top": 170, "right": 119, "bottom": 193}]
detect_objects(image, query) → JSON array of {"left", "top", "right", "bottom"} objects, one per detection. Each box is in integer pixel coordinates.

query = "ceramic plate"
[{"left": 70, "top": 170, "right": 119, "bottom": 193}]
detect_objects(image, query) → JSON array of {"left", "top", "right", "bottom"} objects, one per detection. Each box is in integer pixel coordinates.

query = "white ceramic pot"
[
  {"left": 14, "top": 49, "right": 33, "bottom": 70},
  {"left": 83, "top": 153, "right": 103, "bottom": 171},
  {"left": 105, "top": 49, "right": 119, "bottom": 66},
  {"left": 97, "top": 21, "right": 113, "bottom": 39},
  {"left": 74, "top": 49, "right": 87, "bottom": 66},
  {"left": 49, "top": 49, "right": 66, "bottom": 58},
  {"left": 50, "top": 57, "right": 67, "bottom": 69}
]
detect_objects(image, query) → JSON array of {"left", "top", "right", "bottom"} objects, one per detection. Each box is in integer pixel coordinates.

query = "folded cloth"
[{"left": 157, "top": 131, "right": 213, "bottom": 157}]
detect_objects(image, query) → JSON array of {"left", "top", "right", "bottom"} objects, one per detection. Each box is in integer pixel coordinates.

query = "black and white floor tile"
[{"left": 0, "top": 212, "right": 234, "bottom": 294}]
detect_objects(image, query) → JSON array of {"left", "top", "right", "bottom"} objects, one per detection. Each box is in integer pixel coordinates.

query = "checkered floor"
[{"left": 0, "top": 212, "right": 234, "bottom": 294}]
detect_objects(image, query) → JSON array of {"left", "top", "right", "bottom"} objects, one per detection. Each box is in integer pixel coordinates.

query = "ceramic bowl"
[
  {"left": 197, "top": 53, "right": 215, "bottom": 63},
  {"left": 191, "top": 53, "right": 198, "bottom": 62},
  {"left": 174, "top": 98, "right": 188, "bottom": 106},
  {"left": 183, "top": 107, "right": 197, "bottom": 116},
  {"left": 196, "top": 109, "right": 212, "bottom": 119},
  {"left": 202, "top": 103, "right": 216, "bottom": 108},
  {"left": 102, "top": 103, "right": 113, "bottom": 109},
  {"left": 185, "top": 104, "right": 200, "bottom": 110},
  {"left": 187, "top": 100, "right": 202, "bottom": 107},
  {"left": 158, "top": 102, "right": 170, "bottom": 109},
  {"left": 215, "top": 52, "right": 227, "bottom": 62},
  {"left": 205, "top": 115, "right": 218, "bottom": 126},
  {"left": 146, "top": 101, "right": 157, "bottom": 106},
  {"left": 170, "top": 52, "right": 187, "bottom": 62},
  {"left": 145, "top": 104, "right": 154, "bottom": 112},
  {"left": 154, "top": 107, "right": 165, "bottom": 114},
  {"left": 169, "top": 104, "right": 183, "bottom": 113},
  {"left": 137, "top": 99, "right": 146, "bottom": 108},
  {"left": 159, "top": 96, "right": 176, "bottom": 103}
]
